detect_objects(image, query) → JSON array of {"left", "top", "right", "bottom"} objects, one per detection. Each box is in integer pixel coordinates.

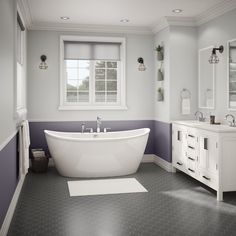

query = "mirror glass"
[
  {"left": 198, "top": 46, "right": 215, "bottom": 109},
  {"left": 228, "top": 39, "right": 236, "bottom": 110}
]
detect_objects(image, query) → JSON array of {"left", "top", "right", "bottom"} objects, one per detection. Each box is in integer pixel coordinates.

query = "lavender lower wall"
[
  {"left": 0, "top": 133, "right": 19, "bottom": 228},
  {"left": 154, "top": 120, "right": 172, "bottom": 163},
  {"left": 29, "top": 120, "right": 172, "bottom": 162}
]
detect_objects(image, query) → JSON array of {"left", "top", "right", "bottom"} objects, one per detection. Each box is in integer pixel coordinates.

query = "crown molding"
[
  {"left": 165, "top": 16, "right": 196, "bottom": 27},
  {"left": 17, "top": 0, "right": 32, "bottom": 28},
  {"left": 29, "top": 22, "right": 153, "bottom": 35},
  {"left": 152, "top": 17, "right": 169, "bottom": 34},
  {"left": 196, "top": 0, "right": 236, "bottom": 26},
  {"left": 152, "top": 16, "right": 196, "bottom": 34},
  {"left": 153, "top": 0, "right": 236, "bottom": 34}
]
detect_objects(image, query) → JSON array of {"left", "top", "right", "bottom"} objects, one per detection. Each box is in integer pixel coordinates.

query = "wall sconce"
[
  {"left": 39, "top": 55, "right": 48, "bottom": 69},
  {"left": 137, "top": 57, "right": 146, "bottom": 71},
  {"left": 208, "top": 45, "right": 224, "bottom": 64}
]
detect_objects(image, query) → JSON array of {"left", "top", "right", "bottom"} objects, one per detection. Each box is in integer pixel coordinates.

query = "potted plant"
[
  {"left": 155, "top": 45, "right": 164, "bottom": 61},
  {"left": 157, "top": 88, "right": 164, "bottom": 101}
]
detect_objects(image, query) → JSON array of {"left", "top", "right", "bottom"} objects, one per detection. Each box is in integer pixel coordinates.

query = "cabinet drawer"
[
  {"left": 199, "top": 170, "right": 218, "bottom": 190},
  {"left": 186, "top": 161, "right": 197, "bottom": 178},
  {"left": 186, "top": 145, "right": 197, "bottom": 157},
  {"left": 186, "top": 135, "right": 198, "bottom": 148}
]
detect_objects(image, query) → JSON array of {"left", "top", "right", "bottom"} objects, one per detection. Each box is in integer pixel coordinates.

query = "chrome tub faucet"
[
  {"left": 195, "top": 111, "right": 205, "bottom": 122},
  {"left": 81, "top": 122, "right": 85, "bottom": 133},
  {"left": 96, "top": 116, "right": 102, "bottom": 133}
]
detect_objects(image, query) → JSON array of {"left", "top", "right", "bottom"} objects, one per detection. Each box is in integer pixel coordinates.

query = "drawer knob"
[
  {"left": 177, "top": 162, "right": 183, "bottom": 166},
  {"left": 188, "top": 145, "right": 195, "bottom": 150},
  {"left": 188, "top": 168, "right": 195, "bottom": 173},
  {"left": 188, "top": 134, "right": 195, "bottom": 138},
  {"left": 188, "top": 157, "right": 195, "bottom": 161},
  {"left": 202, "top": 175, "right": 211, "bottom": 181}
]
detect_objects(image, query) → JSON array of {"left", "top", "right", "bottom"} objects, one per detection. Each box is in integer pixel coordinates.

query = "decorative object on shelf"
[
  {"left": 137, "top": 57, "right": 146, "bottom": 71},
  {"left": 157, "top": 62, "right": 164, "bottom": 81},
  {"left": 208, "top": 45, "right": 224, "bottom": 64},
  {"left": 157, "top": 87, "right": 164, "bottom": 101},
  {"left": 180, "top": 88, "right": 191, "bottom": 115},
  {"left": 155, "top": 45, "right": 164, "bottom": 61},
  {"left": 39, "top": 55, "right": 48, "bottom": 69}
]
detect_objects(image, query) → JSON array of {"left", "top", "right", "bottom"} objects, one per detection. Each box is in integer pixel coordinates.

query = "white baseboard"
[
  {"left": 142, "top": 154, "right": 155, "bottom": 163},
  {"left": 153, "top": 155, "right": 174, "bottom": 172},
  {"left": 0, "top": 175, "right": 25, "bottom": 236},
  {"left": 142, "top": 154, "right": 174, "bottom": 172}
]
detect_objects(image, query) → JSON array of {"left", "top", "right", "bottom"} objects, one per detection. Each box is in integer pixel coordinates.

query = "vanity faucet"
[
  {"left": 96, "top": 116, "right": 102, "bottom": 133},
  {"left": 195, "top": 111, "right": 205, "bottom": 122},
  {"left": 81, "top": 122, "right": 86, "bottom": 133},
  {"left": 225, "top": 114, "right": 235, "bottom": 127}
]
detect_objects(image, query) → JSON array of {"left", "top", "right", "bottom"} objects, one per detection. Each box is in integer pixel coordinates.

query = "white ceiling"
[{"left": 20, "top": 0, "right": 236, "bottom": 32}]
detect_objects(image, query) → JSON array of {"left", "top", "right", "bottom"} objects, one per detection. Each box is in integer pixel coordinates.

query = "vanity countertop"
[{"left": 172, "top": 120, "right": 236, "bottom": 133}]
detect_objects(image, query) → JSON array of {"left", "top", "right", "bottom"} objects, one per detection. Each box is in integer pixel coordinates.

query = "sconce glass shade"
[
  {"left": 39, "top": 61, "right": 48, "bottom": 70},
  {"left": 137, "top": 57, "right": 146, "bottom": 71},
  {"left": 39, "top": 55, "right": 48, "bottom": 69},
  {"left": 138, "top": 63, "right": 146, "bottom": 71},
  {"left": 208, "top": 46, "right": 224, "bottom": 64},
  {"left": 208, "top": 52, "right": 219, "bottom": 64}
]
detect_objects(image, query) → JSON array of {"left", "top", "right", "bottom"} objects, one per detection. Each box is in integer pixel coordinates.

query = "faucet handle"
[
  {"left": 86, "top": 128, "right": 93, "bottom": 133},
  {"left": 104, "top": 128, "right": 111, "bottom": 133}
]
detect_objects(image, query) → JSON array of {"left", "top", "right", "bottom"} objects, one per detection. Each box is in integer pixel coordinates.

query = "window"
[
  {"left": 15, "top": 11, "right": 27, "bottom": 119},
  {"left": 59, "top": 36, "right": 126, "bottom": 110}
]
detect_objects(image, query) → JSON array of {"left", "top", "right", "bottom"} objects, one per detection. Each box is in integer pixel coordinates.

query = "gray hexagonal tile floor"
[{"left": 7, "top": 163, "right": 236, "bottom": 236}]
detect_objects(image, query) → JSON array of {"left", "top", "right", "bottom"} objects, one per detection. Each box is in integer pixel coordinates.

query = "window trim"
[
  {"left": 59, "top": 35, "right": 127, "bottom": 110},
  {"left": 14, "top": 5, "right": 27, "bottom": 120}
]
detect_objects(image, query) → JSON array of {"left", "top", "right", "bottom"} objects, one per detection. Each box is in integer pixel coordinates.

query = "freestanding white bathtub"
[{"left": 44, "top": 128, "right": 150, "bottom": 178}]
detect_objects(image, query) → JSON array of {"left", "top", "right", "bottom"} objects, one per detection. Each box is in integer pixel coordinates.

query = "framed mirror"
[
  {"left": 198, "top": 46, "right": 215, "bottom": 109},
  {"left": 227, "top": 39, "right": 236, "bottom": 110}
]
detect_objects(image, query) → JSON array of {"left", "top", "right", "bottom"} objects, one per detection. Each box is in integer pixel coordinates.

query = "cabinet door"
[
  {"left": 198, "top": 131, "right": 218, "bottom": 175},
  {"left": 172, "top": 125, "right": 187, "bottom": 171}
]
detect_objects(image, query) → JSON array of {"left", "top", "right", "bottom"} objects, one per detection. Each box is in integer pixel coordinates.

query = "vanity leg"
[
  {"left": 172, "top": 166, "right": 177, "bottom": 173},
  {"left": 217, "top": 190, "right": 223, "bottom": 201}
]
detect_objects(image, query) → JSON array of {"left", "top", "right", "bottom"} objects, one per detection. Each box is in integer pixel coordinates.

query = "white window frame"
[
  {"left": 59, "top": 35, "right": 127, "bottom": 110},
  {"left": 14, "top": 5, "right": 27, "bottom": 120}
]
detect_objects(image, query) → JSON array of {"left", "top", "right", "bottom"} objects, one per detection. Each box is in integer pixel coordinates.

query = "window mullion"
[{"left": 105, "top": 62, "right": 107, "bottom": 103}]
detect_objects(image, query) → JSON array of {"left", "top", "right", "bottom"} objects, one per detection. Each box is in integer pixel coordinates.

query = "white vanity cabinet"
[{"left": 172, "top": 121, "right": 236, "bottom": 201}]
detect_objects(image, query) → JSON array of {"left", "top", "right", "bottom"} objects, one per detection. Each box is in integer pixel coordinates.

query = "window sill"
[{"left": 58, "top": 105, "right": 128, "bottom": 111}]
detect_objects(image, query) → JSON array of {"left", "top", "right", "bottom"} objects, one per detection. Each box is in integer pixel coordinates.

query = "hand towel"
[
  {"left": 181, "top": 98, "right": 190, "bottom": 115},
  {"left": 19, "top": 120, "right": 30, "bottom": 175}
]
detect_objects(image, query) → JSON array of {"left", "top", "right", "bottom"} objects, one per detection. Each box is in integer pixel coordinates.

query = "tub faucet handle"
[
  {"left": 86, "top": 128, "right": 94, "bottom": 133},
  {"left": 104, "top": 128, "right": 111, "bottom": 133},
  {"left": 81, "top": 122, "right": 86, "bottom": 133}
]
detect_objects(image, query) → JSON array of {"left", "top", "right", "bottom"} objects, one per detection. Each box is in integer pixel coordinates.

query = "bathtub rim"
[{"left": 44, "top": 128, "right": 150, "bottom": 142}]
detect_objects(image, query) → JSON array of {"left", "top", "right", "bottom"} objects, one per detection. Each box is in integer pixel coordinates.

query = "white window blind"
[{"left": 64, "top": 41, "right": 121, "bottom": 61}]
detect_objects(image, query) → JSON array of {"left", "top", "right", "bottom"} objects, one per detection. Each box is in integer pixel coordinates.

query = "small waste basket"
[{"left": 31, "top": 149, "right": 49, "bottom": 173}]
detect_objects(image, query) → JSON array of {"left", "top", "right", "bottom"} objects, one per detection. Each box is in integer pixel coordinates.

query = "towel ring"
[{"left": 180, "top": 88, "right": 191, "bottom": 99}]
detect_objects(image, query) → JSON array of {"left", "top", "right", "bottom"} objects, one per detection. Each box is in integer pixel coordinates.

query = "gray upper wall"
[
  {"left": 198, "top": 8, "right": 236, "bottom": 121},
  {"left": 27, "top": 31, "right": 155, "bottom": 121},
  {"left": 0, "top": 0, "right": 17, "bottom": 145}
]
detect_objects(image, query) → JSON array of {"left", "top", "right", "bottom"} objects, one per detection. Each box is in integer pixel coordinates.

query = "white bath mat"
[{"left": 67, "top": 178, "right": 148, "bottom": 197}]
